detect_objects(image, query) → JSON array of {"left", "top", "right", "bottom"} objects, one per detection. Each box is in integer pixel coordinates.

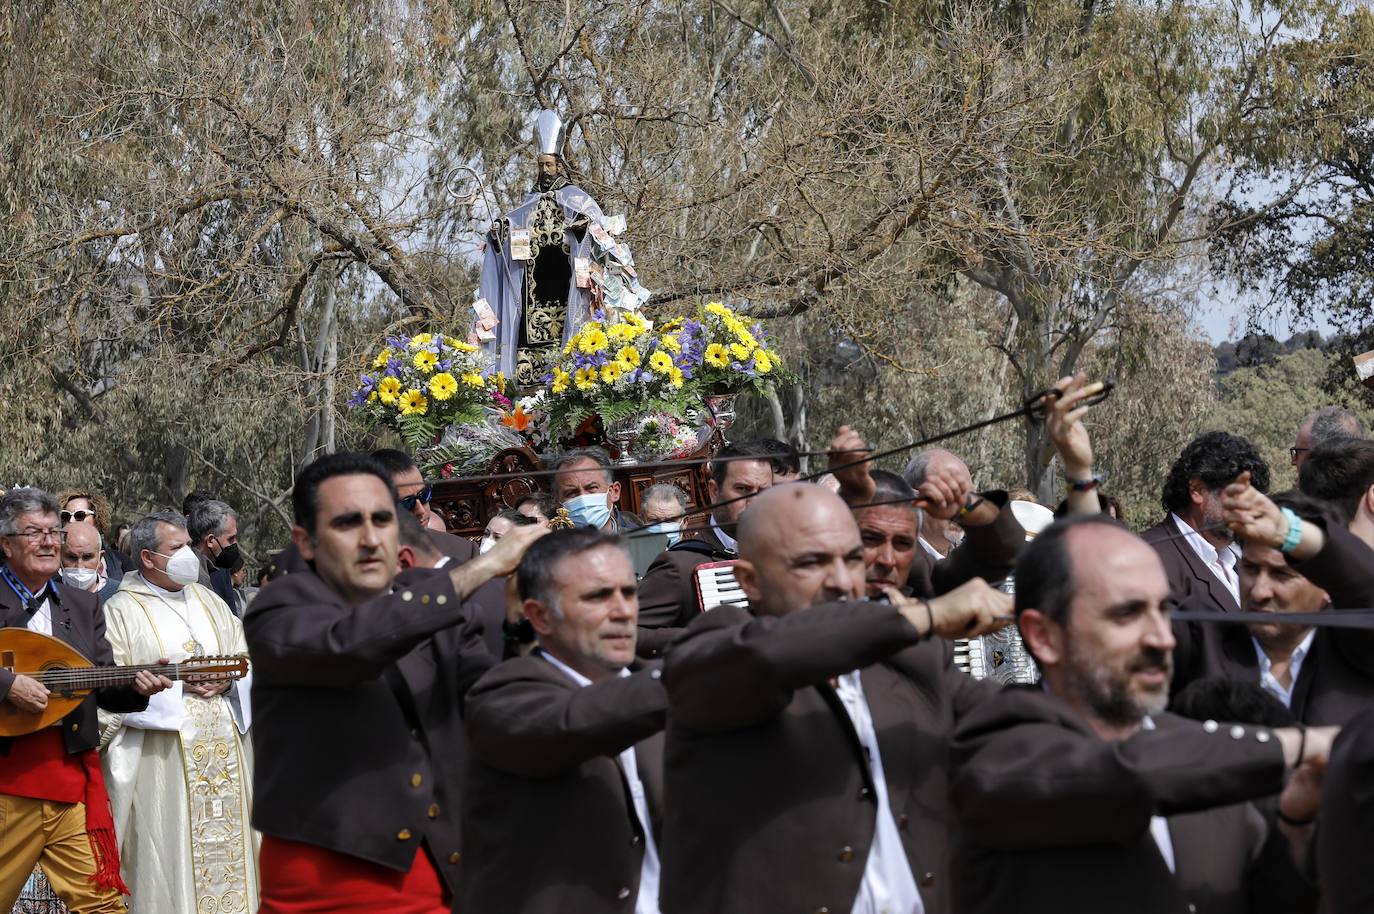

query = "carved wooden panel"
[{"left": 430, "top": 434, "right": 719, "bottom": 535}]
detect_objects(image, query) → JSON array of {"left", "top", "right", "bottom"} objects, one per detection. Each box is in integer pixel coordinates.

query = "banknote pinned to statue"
[{"left": 473, "top": 108, "right": 654, "bottom": 390}]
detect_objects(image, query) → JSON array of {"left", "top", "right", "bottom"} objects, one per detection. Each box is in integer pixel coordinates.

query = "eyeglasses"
[
  {"left": 7, "top": 528, "right": 65, "bottom": 545},
  {"left": 1289, "top": 447, "right": 1309, "bottom": 460},
  {"left": 399, "top": 485, "right": 434, "bottom": 511},
  {"left": 60, "top": 510, "right": 94, "bottom": 524}
]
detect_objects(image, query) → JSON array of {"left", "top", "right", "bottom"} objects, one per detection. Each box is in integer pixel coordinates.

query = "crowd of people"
[{"left": 1, "top": 376, "right": 1372, "bottom": 914}]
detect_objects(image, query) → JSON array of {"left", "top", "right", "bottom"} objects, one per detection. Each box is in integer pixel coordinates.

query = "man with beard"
[
  {"left": 660, "top": 483, "right": 1010, "bottom": 914},
  {"left": 1143, "top": 432, "right": 1271, "bottom": 614},
  {"left": 950, "top": 515, "right": 1329, "bottom": 914},
  {"left": 1171, "top": 479, "right": 1374, "bottom": 726},
  {"left": 635, "top": 441, "right": 774, "bottom": 657}
]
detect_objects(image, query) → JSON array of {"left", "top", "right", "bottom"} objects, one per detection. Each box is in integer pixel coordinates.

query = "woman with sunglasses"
[{"left": 55, "top": 487, "right": 127, "bottom": 577}]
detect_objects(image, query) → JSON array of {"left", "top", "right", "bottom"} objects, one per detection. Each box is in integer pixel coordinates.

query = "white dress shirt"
[
  {"left": 542, "top": 652, "right": 662, "bottom": 914},
  {"left": 1252, "top": 630, "right": 1317, "bottom": 709},
  {"left": 709, "top": 516, "right": 738, "bottom": 555},
  {"left": 1139, "top": 716, "right": 1176, "bottom": 873},
  {"left": 1171, "top": 513, "right": 1240, "bottom": 606},
  {"left": 25, "top": 596, "right": 53, "bottom": 636},
  {"left": 833, "top": 670, "right": 924, "bottom": 914}
]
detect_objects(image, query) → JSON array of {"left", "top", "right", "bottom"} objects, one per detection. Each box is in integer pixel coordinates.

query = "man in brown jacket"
[
  {"left": 1172, "top": 485, "right": 1374, "bottom": 726},
  {"left": 246, "top": 452, "right": 543, "bottom": 913},
  {"left": 951, "top": 514, "right": 1328, "bottom": 914},
  {"left": 634, "top": 441, "right": 774, "bottom": 657},
  {"left": 462, "top": 528, "right": 666, "bottom": 914},
  {"left": 1141, "top": 431, "right": 1271, "bottom": 615},
  {"left": 660, "top": 483, "right": 1011, "bottom": 914}
]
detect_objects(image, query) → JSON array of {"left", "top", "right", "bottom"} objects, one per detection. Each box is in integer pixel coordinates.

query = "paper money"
[{"left": 510, "top": 228, "right": 532, "bottom": 260}]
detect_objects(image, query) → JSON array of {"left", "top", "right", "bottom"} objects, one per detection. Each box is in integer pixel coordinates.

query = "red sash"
[
  {"left": 259, "top": 837, "right": 449, "bottom": 914},
  {"left": 0, "top": 728, "right": 130, "bottom": 894}
]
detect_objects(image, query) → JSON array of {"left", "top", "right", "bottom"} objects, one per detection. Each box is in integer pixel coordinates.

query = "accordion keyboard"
[{"left": 695, "top": 560, "right": 750, "bottom": 612}]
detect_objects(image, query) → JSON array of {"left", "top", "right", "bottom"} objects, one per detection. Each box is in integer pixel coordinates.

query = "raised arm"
[{"left": 465, "top": 664, "right": 666, "bottom": 778}]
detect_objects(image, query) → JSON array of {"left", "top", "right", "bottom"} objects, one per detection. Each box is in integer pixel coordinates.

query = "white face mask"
[
  {"left": 154, "top": 544, "right": 201, "bottom": 587},
  {"left": 478, "top": 537, "right": 496, "bottom": 555},
  {"left": 59, "top": 567, "right": 100, "bottom": 591}
]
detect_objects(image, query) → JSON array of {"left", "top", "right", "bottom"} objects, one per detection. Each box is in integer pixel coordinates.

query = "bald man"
[{"left": 660, "top": 484, "right": 1011, "bottom": 914}]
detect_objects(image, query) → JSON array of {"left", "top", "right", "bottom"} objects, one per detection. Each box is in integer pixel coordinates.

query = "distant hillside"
[{"left": 1213, "top": 331, "right": 1329, "bottom": 376}]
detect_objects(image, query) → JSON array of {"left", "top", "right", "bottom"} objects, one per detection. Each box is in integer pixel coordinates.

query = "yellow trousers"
[{"left": 0, "top": 794, "right": 126, "bottom": 914}]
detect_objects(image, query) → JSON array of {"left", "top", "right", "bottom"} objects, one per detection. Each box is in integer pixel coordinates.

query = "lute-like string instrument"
[{"left": 0, "top": 628, "right": 249, "bottom": 737}]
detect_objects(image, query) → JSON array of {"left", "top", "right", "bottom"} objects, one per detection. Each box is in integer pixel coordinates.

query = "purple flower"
[
  {"left": 438, "top": 359, "right": 452, "bottom": 371},
  {"left": 347, "top": 388, "right": 369, "bottom": 407}
]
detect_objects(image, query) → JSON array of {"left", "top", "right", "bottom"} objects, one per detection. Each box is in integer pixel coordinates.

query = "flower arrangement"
[
  {"left": 544, "top": 310, "right": 698, "bottom": 432},
  {"left": 349, "top": 331, "right": 500, "bottom": 450},
  {"left": 633, "top": 413, "right": 705, "bottom": 461},
  {"left": 676, "top": 302, "right": 780, "bottom": 396}
]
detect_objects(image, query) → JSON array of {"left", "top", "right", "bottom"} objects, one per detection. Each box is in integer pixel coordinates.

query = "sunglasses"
[
  {"left": 399, "top": 485, "right": 434, "bottom": 511},
  {"left": 60, "top": 510, "right": 95, "bottom": 524},
  {"left": 1289, "top": 447, "right": 1309, "bottom": 460}
]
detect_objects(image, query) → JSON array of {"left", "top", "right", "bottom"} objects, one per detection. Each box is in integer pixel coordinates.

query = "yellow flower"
[
  {"left": 408, "top": 333, "right": 433, "bottom": 350},
  {"left": 660, "top": 317, "right": 684, "bottom": 332},
  {"left": 661, "top": 334, "right": 681, "bottom": 354},
  {"left": 601, "top": 363, "right": 623, "bottom": 384},
  {"left": 367, "top": 391, "right": 378, "bottom": 404},
  {"left": 616, "top": 346, "right": 641, "bottom": 369},
  {"left": 444, "top": 335, "right": 477, "bottom": 353},
  {"left": 578, "top": 328, "right": 610, "bottom": 354},
  {"left": 429, "top": 372, "right": 458, "bottom": 401},
  {"left": 705, "top": 344, "right": 730, "bottom": 368},
  {"left": 648, "top": 351, "right": 673, "bottom": 374},
  {"left": 372, "top": 347, "right": 393, "bottom": 369},
  {"left": 669, "top": 367, "right": 684, "bottom": 388},
  {"left": 461, "top": 371, "right": 484, "bottom": 388},
  {"left": 574, "top": 367, "right": 598, "bottom": 391},
  {"left": 730, "top": 322, "right": 757, "bottom": 347},
  {"left": 705, "top": 302, "right": 730, "bottom": 317},
  {"left": 399, "top": 389, "right": 428, "bottom": 416},
  {"left": 413, "top": 350, "right": 438, "bottom": 373},
  {"left": 729, "top": 342, "right": 754, "bottom": 362},
  {"left": 377, "top": 376, "right": 401, "bottom": 405},
  {"left": 491, "top": 372, "right": 507, "bottom": 394},
  {"left": 754, "top": 350, "right": 773, "bottom": 374},
  {"left": 551, "top": 368, "right": 570, "bottom": 394},
  {"left": 607, "top": 324, "right": 636, "bottom": 345}
]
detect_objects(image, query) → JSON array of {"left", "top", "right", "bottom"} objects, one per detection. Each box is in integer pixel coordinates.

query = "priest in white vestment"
[{"left": 97, "top": 510, "right": 258, "bottom": 914}]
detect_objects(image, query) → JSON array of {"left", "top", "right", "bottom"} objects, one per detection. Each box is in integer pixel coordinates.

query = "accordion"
[
  {"left": 952, "top": 577, "right": 1040, "bottom": 685},
  {"left": 694, "top": 560, "right": 749, "bottom": 612}
]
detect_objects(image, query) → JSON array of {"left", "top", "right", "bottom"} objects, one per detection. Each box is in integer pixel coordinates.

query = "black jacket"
[
  {"left": 245, "top": 566, "right": 493, "bottom": 893},
  {"left": 0, "top": 580, "right": 147, "bottom": 755}
]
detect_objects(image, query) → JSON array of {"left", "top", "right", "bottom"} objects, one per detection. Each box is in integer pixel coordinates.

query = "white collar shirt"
[
  {"left": 1252, "top": 629, "right": 1317, "bottom": 709},
  {"left": 542, "top": 652, "right": 662, "bottom": 914},
  {"left": 917, "top": 537, "right": 944, "bottom": 561},
  {"left": 1140, "top": 716, "right": 1176, "bottom": 874},
  {"left": 25, "top": 595, "right": 53, "bottom": 637},
  {"left": 1171, "top": 512, "right": 1240, "bottom": 605},
  {"left": 833, "top": 670, "right": 924, "bottom": 914},
  {"left": 709, "top": 516, "right": 738, "bottom": 555}
]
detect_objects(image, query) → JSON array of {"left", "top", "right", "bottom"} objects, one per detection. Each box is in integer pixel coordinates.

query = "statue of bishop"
[{"left": 475, "top": 110, "right": 605, "bottom": 388}]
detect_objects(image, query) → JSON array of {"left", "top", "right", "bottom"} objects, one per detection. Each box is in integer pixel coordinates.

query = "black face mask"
[{"left": 213, "top": 542, "right": 241, "bottom": 571}]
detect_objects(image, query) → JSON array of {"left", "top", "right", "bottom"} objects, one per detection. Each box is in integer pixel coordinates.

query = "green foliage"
[{"left": 1204, "top": 345, "right": 1374, "bottom": 493}]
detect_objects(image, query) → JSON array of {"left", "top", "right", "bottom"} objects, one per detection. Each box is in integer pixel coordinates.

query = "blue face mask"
[
  {"left": 643, "top": 520, "right": 682, "bottom": 547},
  {"left": 564, "top": 492, "right": 613, "bottom": 529}
]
